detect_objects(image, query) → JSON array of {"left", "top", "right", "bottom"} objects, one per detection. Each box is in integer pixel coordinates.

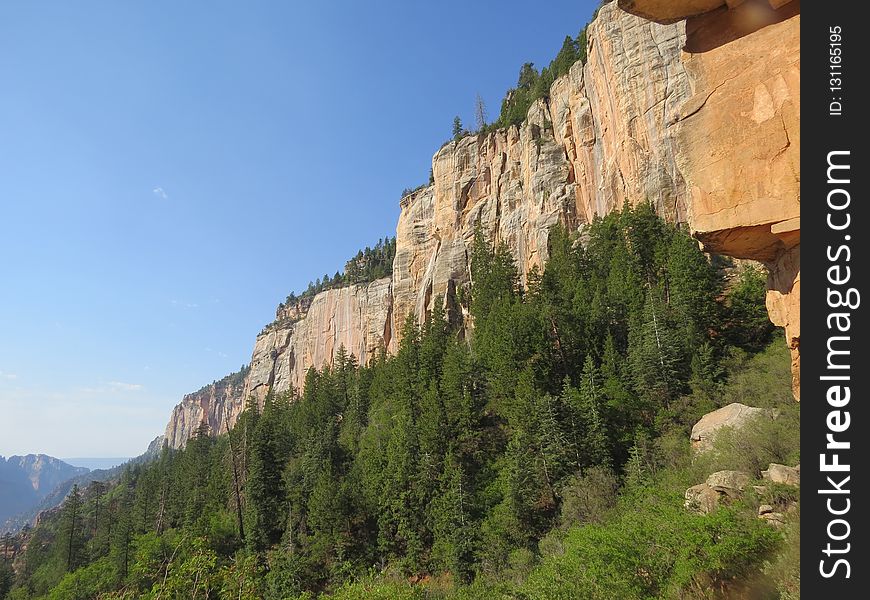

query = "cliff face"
[
  {"left": 394, "top": 4, "right": 690, "bottom": 325},
  {"left": 618, "top": 0, "right": 801, "bottom": 398},
  {"left": 165, "top": 279, "right": 394, "bottom": 446},
  {"left": 243, "top": 278, "right": 394, "bottom": 404},
  {"left": 163, "top": 0, "right": 801, "bottom": 448},
  {"left": 163, "top": 368, "right": 248, "bottom": 449}
]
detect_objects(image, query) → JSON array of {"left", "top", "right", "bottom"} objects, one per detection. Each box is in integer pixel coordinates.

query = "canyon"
[{"left": 163, "top": 0, "right": 800, "bottom": 448}]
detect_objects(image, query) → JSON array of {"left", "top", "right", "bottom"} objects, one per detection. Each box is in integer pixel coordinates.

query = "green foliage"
[
  {"left": 44, "top": 557, "right": 116, "bottom": 600},
  {"left": 11, "top": 205, "right": 791, "bottom": 599},
  {"left": 452, "top": 116, "right": 464, "bottom": 142},
  {"left": 0, "top": 562, "right": 14, "bottom": 600},
  {"left": 558, "top": 465, "right": 618, "bottom": 528},
  {"left": 493, "top": 18, "right": 592, "bottom": 130},
  {"left": 724, "top": 265, "right": 775, "bottom": 352},
  {"left": 522, "top": 490, "right": 780, "bottom": 599}
]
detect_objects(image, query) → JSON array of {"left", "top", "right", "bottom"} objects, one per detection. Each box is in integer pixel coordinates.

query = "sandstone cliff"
[
  {"left": 394, "top": 3, "right": 690, "bottom": 326},
  {"left": 163, "top": 367, "right": 248, "bottom": 449},
  {"left": 163, "top": 0, "right": 800, "bottom": 448},
  {"left": 243, "top": 278, "right": 393, "bottom": 405},
  {"left": 618, "top": 0, "right": 801, "bottom": 398}
]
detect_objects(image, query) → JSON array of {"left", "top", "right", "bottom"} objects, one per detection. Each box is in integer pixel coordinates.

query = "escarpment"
[
  {"left": 164, "top": 0, "right": 800, "bottom": 448},
  {"left": 393, "top": 2, "right": 690, "bottom": 329}
]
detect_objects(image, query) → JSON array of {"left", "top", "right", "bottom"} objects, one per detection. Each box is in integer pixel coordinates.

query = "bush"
[
  {"left": 558, "top": 466, "right": 618, "bottom": 528},
  {"left": 45, "top": 558, "right": 118, "bottom": 600},
  {"left": 700, "top": 404, "right": 800, "bottom": 479},
  {"left": 724, "top": 266, "right": 774, "bottom": 352},
  {"left": 522, "top": 490, "right": 781, "bottom": 600}
]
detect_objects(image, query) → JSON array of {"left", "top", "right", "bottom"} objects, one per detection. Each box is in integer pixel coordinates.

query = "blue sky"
[{"left": 0, "top": 0, "right": 598, "bottom": 458}]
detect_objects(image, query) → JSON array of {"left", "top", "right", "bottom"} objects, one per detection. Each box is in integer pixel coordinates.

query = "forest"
[{"left": 0, "top": 206, "right": 800, "bottom": 599}]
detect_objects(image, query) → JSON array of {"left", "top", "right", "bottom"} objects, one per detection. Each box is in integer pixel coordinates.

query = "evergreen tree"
[
  {"left": 726, "top": 265, "right": 775, "bottom": 351},
  {"left": 666, "top": 229, "right": 720, "bottom": 348},
  {"left": 628, "top": 286, "right": 686, "bottom": 411},
  {"left": 430, "top": 452, "right": 474, "bottom": 582},
  {"left": 57, "top": 484, "right": 84, "bottom": 572},
  {"left": 575, "top": 355, "right": 610, "bottom": 466},
  {"left": 452, "top": 116, "right": 463, "bottom": 141},
  {"left": 247, "top": 395, "right": 286, "bottom": 552}
]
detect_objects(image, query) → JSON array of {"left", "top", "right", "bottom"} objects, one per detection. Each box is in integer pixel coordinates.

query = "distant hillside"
[
  {"left": 0, "top": 455, "right": 88, "bottom": 528},
  {"left": 62, "top": 457, "right": 131, "bottom": 471},
  {"left": 1, "top": 437, "right": 164, "bottom": 534}
]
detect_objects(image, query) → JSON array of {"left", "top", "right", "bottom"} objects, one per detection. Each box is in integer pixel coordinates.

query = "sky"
[{"left": 0, "top": 0, "right": 599, "bottom": 458}]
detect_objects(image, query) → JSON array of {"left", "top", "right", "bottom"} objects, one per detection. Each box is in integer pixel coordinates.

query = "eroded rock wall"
[
  {"left": 394, "top": 1, "right": 691, "bottom": 326},
  {"left": 243, "top": 278, "right": 393, "bottom": 404},
  {"left": 163, "top": 370, "right": 247, "bottom": 449}
]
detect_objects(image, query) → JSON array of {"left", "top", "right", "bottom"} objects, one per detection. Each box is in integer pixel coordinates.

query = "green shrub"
[{"left": 522, "top": 490, "right": 781, "bottom": 600}]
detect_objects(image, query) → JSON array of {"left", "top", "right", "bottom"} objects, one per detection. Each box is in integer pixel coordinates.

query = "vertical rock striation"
[
  {"left": 394, "top": 2, "right": 691, "bottom": 326},
  {"left": 162, "top": 367, "right": 249, "bottom": 449},
  {"left": 243, "top": 278, "right": 394, "bottom": 404}
]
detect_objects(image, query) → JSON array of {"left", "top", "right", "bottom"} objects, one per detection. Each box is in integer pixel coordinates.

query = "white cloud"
[
  {"left": 107, "top": 381, "right": 143, "bottom": 392},
  {"left": 152, "top": 186, "right": 168, "bottom": 200},
  {"left": 171, "top": 299, "right": 199, "bottom": 309},
  {"left": 0, "top": 370, "right": 17, "bottom": 380}
]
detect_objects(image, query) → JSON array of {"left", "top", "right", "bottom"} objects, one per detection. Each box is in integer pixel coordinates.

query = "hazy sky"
[{"left": 0, "top": 0, "right": 598, "bottom": 458}]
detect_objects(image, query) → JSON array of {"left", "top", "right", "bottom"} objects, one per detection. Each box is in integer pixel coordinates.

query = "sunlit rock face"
[{"left": 623, "top": 0, "right": 801, "bottom": 398}]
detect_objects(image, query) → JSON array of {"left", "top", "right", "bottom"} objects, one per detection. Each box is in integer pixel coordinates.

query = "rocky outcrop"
[
  {"left": 685, "top": 470, "right": 750, "bottom": 514},
  {"left": 244, "top": 278, "right": 393, "bottom": 404},
  {"left": 165, "top": 280, "right": 394, "bottom": 448},
  {"left": 162, "top": 0, "right": 801, "bottom": 448},
  {"left": 758, "top": 504, "right": 787, "bottom": 526},
  {"left": 690, "top": 403, "right": 777, "bottom": 452},
  {"left": 762, "top": 463, "right": 800, "bottom": 486},
  {"left": 163, "top": 368, "right": 249, "bottom": 449},
  {"left": 394, "top": 4, "right": 690, "bottom": 326}
]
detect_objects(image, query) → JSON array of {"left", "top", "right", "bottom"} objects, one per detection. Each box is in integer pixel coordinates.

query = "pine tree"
[
  {"left": 58, "top": 484, "right": 84, "bottom": 572},
  {"left": 430, "top": 452, "right": 474, "bottom": 582},
  {"left": 111, "top": 483, "right": 134, "bottom": 578},
  {"left": 474, "top": 93, "right": 487, "bottom": 130},
  {"left": 578, "top": 355, "right": 610, "bottom": 466},
  {"left": 666, "top": 229, "right": 720, "bottom": 348},
  {"left": 452, "top": 115, "right": 463, "bottom": 141},
  {"left": 247, "top": 394, "right": 286, "bottom": 552},
  {"left": 628, "top": 286, "right": 686, "bottom": 410}
]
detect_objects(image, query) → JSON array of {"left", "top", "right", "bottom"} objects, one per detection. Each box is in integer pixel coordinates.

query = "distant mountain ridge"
[
  {"left": 1, "top": 437, "right": 164, "bottom": 534},
  {"left": 62, "top": 457, "right": 131, "bottom": 471},
  {"left": 0, "top": 454, "right": 88, "bottom": 529}
]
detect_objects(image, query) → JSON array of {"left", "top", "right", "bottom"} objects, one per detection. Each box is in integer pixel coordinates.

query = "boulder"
[
  {"left": 685, "top": 471, "right": 750, "bottom": 514},
  {"left": 758, "top": 504, "right": 775, "bottom": 515},
  {"left": 762, "top": 463, "right": 800, "bottom": 486},
  {"left": 685, "top": 483, "right": 720, "bottom": 515},
  {"left": 705, "top": 470, "right": 750, "bottom": 497},
  {"left": 690, "top": 403, "right": 777, "bottom": 452},
  {"left": 759, "top": 510, "right": 786, "bottom": 527}
]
